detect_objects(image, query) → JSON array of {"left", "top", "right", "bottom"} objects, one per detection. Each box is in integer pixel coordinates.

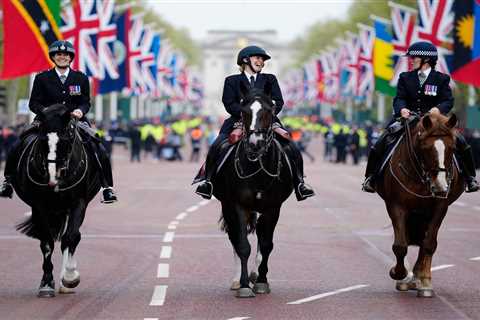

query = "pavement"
[{"left": 0, "top": 139, "right": 479, "bottom": 320}]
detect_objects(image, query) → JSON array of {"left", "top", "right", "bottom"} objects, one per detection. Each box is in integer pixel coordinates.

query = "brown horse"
[{"left": 376, "top": 113, "right": 464, "bottom": 298}]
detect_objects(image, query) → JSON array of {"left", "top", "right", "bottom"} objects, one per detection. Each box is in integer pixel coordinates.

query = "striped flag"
[{"left": 372, "top": 16, "right": 396, "bottom": 96}]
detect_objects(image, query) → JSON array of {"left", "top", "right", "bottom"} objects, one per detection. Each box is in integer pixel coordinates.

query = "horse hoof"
[
  {"left": 58, "top": 286, "right": 75, "bottom": 294},
  {"left": 230, "top": 281, "right": 241, "bottom": 291},
  {"left": 62, "top": 275, "right": 80, "bottom": 289},
  {"left": 396, "top": 282, "right": 410, "bottom": 291},
  {"left": 236, "top": 287, "right": 256, "bottom": 298},
  {"left": 417, "top": 288, "right": 435, "bottom": 298},
  {"left": 249, "top": 272, "right": 258, "bottom": 284},
  {"left": 389, "top": 267, "right": 407, "bottom": 281},
  {"left": 253, "top": 282, "right": 271, "bottom": 294},
  {"left": 38, "top": 286, "right": 55, "bottom": 298}
]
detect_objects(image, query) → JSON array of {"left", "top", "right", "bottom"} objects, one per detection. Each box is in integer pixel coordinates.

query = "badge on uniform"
[
  {"left": 424, "top": 84, "right": 437, "bottom": 96},
  {"left": 69, "top": 85, "right": 81, "bottom": 96}
]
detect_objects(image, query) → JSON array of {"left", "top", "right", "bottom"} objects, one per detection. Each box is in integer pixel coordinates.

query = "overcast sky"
[{"left": 148, "top": 0, "right": 353, "bottom": 41}]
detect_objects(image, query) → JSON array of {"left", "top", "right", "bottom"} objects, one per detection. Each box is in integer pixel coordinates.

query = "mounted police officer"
[
  {"left": 0, "top": 40, "right": 118, "bottom": 203},
  {"left": 362, "top": 41, "right": 479, "bottom": 193},
  {"left": 194, "top": 45, "right": 314, "bottom": 201}
]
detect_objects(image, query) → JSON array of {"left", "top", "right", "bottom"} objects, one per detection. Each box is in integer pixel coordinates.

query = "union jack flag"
[
  {"left": 126, "top": 14, "right": 148, "bottom": 95},
  {"left": 357, "top": 23, "right": 375, "bottom": 100},
  {"left": 337, "top": 35, "right": 360, "bottom": 99},
  {"left": 389, "top": 1, "right": 417, "bottom": 86},
  {"left": 61, "top": 1, "right": 101, "bottom": 77},
  {"left": 416, "top": 0, "right": 454, "bottom": 75},
  {"left": 96, "top": 0, "right": 118, "bottom": 81},
  {"left": 321, "top": 48, "right": 341, "bottom": 104}
]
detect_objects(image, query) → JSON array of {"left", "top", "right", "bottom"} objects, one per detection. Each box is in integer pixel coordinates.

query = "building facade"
[{"left": 201, "top": 30, "right": 295, "bottom": 118}]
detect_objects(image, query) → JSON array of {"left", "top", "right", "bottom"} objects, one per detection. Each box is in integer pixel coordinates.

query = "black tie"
[{"left": 249, "top": 75, "right": 255, "bottom": 88}]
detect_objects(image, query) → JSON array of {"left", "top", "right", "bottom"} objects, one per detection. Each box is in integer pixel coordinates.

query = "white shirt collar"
[
  {"left": 418, "top": 67, "right": 431, "bottom": 78},
  {"left": 244, "top": 71, "right": 258, "bottom": 82},
  {"left": 55, "top": 67, "right": 70, "bottom": 79}
]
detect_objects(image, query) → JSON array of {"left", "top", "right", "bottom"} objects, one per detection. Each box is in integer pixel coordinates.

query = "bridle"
[
  {"left": 390, "top": 112, "right": 454, "bottom": 199},
  {"left": 234, "top": 97, "right": 282, "bottom": 180}
]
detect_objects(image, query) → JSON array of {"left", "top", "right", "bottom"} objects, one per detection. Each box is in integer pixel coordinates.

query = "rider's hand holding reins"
[
  {"left": 71, "top": 109, "right": 83, "bottom": 119},
  {"left": 400, "top": 108, "right": 411, "bottom": 119},
  {"left": 429, "top": 107, "right": 440, "bottom": 115}
]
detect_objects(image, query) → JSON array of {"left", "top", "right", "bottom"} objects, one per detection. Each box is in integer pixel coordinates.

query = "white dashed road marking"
[
  {"left": 227, "top": 317, "right": 251, "bottom": 320},
  {"left": 163, "top": 232, "right": 175, "bottom": 243},
  {"left": 287, "top": 284, "right": 370, "bottom": 305},
  {"left": 453, "top": 201, "right": 467, "bottom": 207},
  {"left": 473, "top": 206, "right": 480, "bottom": 211},
  {"left": 431, "top": 264, "right": 455, "bottom": 271},
  {"left": 160, "top": 246, "right": 172, "bottom": 259},
  {"left": 186, "top": 205, "right": 199, "bottom": 212},
  {"left": 157, "top": 264, "right": 170, "bottom": 278},
  {"left": 469, "top": 257, "right": 480, "bottom": 261},
  {"left": 176, "top": 212, "right": 187, "bottom": 220},
  {"left": 150, "top": 285, "right": 168, "bottom": 306}
]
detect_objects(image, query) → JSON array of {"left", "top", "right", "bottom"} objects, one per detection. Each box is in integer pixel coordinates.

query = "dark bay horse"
[
  {"left": 376, "top": 113, "right": 464, "bottom": 297},
  {"left": 212, "top": 83, "right": 293, "bottom": 298},
  {"left": 13, "top": 104, "right": 101, "bottom": 297}
]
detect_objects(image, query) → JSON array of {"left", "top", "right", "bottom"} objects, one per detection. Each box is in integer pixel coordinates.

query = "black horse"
[
  {"left": 13, "top": 104, "right": 101, "bottom": 297},
  {"left": 212, "top": 83, "right": 293, "bottom": 298}
]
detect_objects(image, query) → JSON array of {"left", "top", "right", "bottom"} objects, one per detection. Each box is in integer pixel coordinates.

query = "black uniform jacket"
[
  {"left": 220, "top": 73, "right": 284, "bottom": 134},
  {"left": 393, "top": 69, "right": 453, "bottom": 118},
  {"left": 29, "top": 68, "right": 91, "bottom": 122}
]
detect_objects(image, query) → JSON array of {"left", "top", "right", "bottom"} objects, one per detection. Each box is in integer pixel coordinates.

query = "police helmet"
[
  {"left": 405, "top": 41, "right": 438, "bottom": 62},
  {"left": 236, "top": 45, "right": 271, "bottom": 66},
  {"left": 48, "top": 40, "right": 75, "bottom": 60}
]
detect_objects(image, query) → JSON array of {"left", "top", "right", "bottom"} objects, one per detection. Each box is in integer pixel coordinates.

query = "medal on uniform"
[
  {"left": 69, "top": 85, "right": 81, "bottom": 96},
  {"left": 431, "top": 85, "right": 437, "bottom": 96}
]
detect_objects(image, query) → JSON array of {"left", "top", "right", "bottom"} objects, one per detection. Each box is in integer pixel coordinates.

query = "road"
[{"left": 0, "top": 139, "right": 479, "bottom": 320}]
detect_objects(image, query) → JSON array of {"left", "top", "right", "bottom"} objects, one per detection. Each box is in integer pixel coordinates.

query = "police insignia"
[
  {"left": 60, "top": 45, "right": 66, "bottom": 50},
  {"left": 69, "top": 85, "right": 81, "bottom": 96}
]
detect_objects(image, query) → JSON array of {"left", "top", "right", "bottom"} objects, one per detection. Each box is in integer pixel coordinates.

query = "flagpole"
[
  {"left": 377, "top": 92, "right": 385, "bottom": 124},
  {"left": 130, "top": 95, "right": 137, "bottom": 120},
  {"left": 110, "top": 92, "right": 118, "bottom": 122},
  {"left": 95, "top": 94, "right": 103, "bottom": 123}
]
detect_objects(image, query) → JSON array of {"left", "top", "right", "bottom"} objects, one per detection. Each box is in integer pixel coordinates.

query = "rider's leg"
[
  {"left": 89, "top": 140, "right": 118, "bottom": 203},
  {"left": 280, "top": 139, "right": 315, "bottom": 201},
  {"left": 195, "top": 134, "right": 228, "bottom": 199},
  {"left": 455, "top": 134, "right": 479, "bottom": 193},
  {"left": 0, "top": 141, "right": 21, "bottom": 198},
  {"left": 362, "top": 131, "right": 389, "bottom": 193}
]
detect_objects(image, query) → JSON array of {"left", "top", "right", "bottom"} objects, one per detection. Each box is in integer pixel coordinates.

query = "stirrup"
[
  {"left": 296, "top": 182, "right": 315, "bottom": 201},
  {"left": 101, "top": 187, "right": 118, "bottom": 204},
  {"left": 195, "top": 181, "right": 213, "bottom": 199},
  {"left": 362, "top": 176, "right": 376, "bottom": 193},
  {"left": 466, "top": 179, "right": 480, "bottom": 193}
]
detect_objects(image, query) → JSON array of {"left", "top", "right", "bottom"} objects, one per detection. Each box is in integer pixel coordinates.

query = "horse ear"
[
  {"left": 422, "top": 114, "right": 433, "bottom": 130},
  {"left": 446, "top": 113, "right": 457, "bottom": 129},
  {"left": 239, "top": 80, "right": 249, "bottom": 100}
]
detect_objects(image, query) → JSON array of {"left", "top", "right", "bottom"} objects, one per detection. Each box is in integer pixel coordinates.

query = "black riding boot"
[
  {"left": 362, "top": 147, "right": 381, "bottom": 193},
  {"left": 0, "top": 142, "right": 21, "bottom": 198},
  {"left": 195, "top": 135, "right": 226, "bottom": 199},
  {"left": 282, "top": 141, "right": 315, "bottom": 201},
  {"left": 90, "top": 142, "right": 117, "bottom": 203},
  {"left": 459, "top": 146, "right": 479, "bottom": 193}
]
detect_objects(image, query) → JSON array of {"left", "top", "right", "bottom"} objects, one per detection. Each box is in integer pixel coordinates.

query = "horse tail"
[
  {"left": 406, "top": 209, "right": 429, "bottom": 246},
  {"left": 16, "top": 210, "right": 68, "bottom": 241},
  {"left": 219, "top": 210, "right": 257, "bottom": 234}
]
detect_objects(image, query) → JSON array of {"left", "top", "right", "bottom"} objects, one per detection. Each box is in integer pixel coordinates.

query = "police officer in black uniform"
[
  {"left": 194, "top": 45, "right": 314, "bottom": 201},
  {"left": 362, "top": 41, "right": 479, "bottom": 193},
  {"left": 0, "top": 40, "right": 118, "bottom": 203}
]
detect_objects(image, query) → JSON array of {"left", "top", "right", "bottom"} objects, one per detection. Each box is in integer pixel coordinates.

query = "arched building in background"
[{"left": 201, "top": 30, "right": 295, "bottom": 119}]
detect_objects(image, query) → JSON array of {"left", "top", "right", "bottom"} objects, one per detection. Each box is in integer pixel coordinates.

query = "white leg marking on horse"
[
  {"left": 150, "top": 285, "right": 168, "bottom": 306},
  {"left": 287, "top": 284, "right": 370, "bottom": 305},
  {"left": 160, "top": 246, "right": 172, "bottom": 259},
  {"left": 61, "top": 248, "right": 79, "bottom": 282},
  {"left": 250, "top": 101, "right": 262, "bottom": 131},
  {"left": 163, "top": 232, "right": 175, "bottom": 243},
  {"left": 157, "top": 263, "right": 169, "bottom": 278},
  {"left": 232, "top": 249, "right": 241, "bottom": 283},
  {"left": 434, "top": 139, "right": 447, "bottom": 189},
  {"left": 469, "top": 257, "right": 480, "bottom": 261},
  {"left": 47, "top": 132, "right": 59, "bottom": 185},
  {"left": 431, "top": 264, "right": 455, "bottom": 271},
  {"left": 255, "top": 243, "right": 262, "bottom": 274}
]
